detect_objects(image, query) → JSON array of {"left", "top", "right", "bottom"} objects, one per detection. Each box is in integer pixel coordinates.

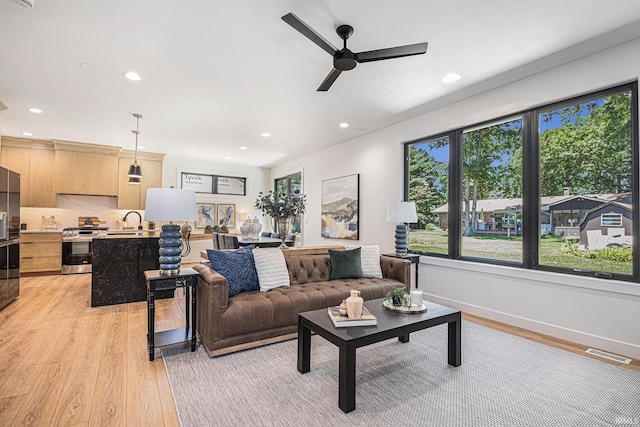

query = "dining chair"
[
  {"left": 211, "top": 232, "right": 219, "bottom": 250},
  {"left": 216, "top": 233, "right": 225, "bottom": 250},
  {"left": 223, "top": 234, "right": 239, "bottom": 249}
]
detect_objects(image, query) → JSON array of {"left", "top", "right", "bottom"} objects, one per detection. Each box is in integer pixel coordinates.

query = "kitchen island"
[{"left": 91, "top": 232, "right": 173, "bottom": 307}]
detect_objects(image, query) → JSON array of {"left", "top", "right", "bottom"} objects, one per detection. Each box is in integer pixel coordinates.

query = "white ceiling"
[{"left": 1, "top": 1, "right": 639, "bottom": 168}]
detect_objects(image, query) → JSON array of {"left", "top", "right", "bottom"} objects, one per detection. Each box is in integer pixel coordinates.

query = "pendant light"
[{"left": 128, "top": 113, "right": 143, "bottom": 184}]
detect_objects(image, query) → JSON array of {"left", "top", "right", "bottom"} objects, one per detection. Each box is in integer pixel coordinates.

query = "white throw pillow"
[
  {"left": 252, "top": 248, "right": 290, "bottom": 291},
  {"left": 345, "top": 245, "right": 383, "bottom": 278}
]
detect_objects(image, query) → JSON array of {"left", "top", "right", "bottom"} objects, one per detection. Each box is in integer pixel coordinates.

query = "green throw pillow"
[{"left": 329, "top": 248, "right": 363, "bottom": 280}]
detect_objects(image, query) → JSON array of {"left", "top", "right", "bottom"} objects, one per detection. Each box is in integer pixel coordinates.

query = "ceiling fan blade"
[
  {"left": 282, "top": 13, "right": 338, "bottom": 56},
  {"left": 356, "top": 42, "right": 428, "bottom": 63},
  {"left": 317, "top": 68, "right": 342, "bottom": 92}
]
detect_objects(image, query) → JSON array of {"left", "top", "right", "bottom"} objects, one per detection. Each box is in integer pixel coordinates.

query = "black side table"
[
  {"left": 145, "top": 268, "right": 199, "bottom": 361},
  {"left": 382, "top": 253, "right": 420, "bottom": 288}
]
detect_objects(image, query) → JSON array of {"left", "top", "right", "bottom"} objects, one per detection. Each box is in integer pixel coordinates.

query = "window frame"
[
  {"left": 404, "top": 81, "right": 639, "bottom": 282},
  {"left": 601, "top": 214, "right": 623, "bottom": 227}
]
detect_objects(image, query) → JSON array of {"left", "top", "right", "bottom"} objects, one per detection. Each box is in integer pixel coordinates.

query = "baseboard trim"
[{"left": 425, "top": 293, "right": 639, "bottom": 360}]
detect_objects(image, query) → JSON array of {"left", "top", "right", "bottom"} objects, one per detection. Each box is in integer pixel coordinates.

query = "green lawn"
[{"left": 409, "top": 230, "right": 632, "bottom": 275}]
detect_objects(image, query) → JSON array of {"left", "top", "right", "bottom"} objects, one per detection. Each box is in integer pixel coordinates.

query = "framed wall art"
[
  {"left": 217, "top": 204, "right": 236, "bottom": 227},
  {"left": 196, "top": 203, "right": 216, "bottom": 228},
  {"left": 321, "top": 174, "right": 359, "bottom": 240}
]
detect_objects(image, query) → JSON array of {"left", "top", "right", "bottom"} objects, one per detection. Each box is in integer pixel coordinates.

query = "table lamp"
[
  {"left": 386, "top": 201, "right": 417, "bottom": 256},
  {"left": 144, "top": 187, "right": 197, "bottom": 275}
]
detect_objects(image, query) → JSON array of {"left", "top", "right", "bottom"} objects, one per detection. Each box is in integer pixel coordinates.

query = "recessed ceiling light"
[
  {"left": 339, "top": 122, "right": 349, "bottom": 128},
  {"left": 124, "top": 71, "right": 141, "bottom": 81},
  {"left": 21, "top": 132, "right": 33, "bottom": 136},
  {"left": 224, "top": 156, "right": 231, "bottom": 160},
  {"left": 261, "top": 132, "right": 271, "bottom": 137},
  {"left": 239, "top": 146, "right": 248, "bottom": 150},
  {"left": 28, "top": 107, "right": 42, "bottom": 114},
  {"left": 138, "top": 146, "right": 145, "bottom": 150},
  {"left": 441, "top": 73, "right": 461, "bottom": 84}
]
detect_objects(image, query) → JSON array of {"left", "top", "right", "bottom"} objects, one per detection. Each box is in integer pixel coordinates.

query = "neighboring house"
[
  {"left": 431, "top": 193, "right": 631, "bottom": 243},
  {"left": 578, "top": 201, "right": 633, "bottom": 249}
]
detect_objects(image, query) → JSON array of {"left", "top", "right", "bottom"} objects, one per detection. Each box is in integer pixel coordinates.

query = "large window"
[
  {"left": 406, "top": 82, "right": 638, "bottom": 281},
  {"left": 407, "top": 137, "right": 449, "bottom": 255},
  {"left": 539, "top": 90, "right": 634, "bottom": 276},
  {"left": 275, "top": 172, "right": 303, "bottom": 235},
  {"left": 461, "top": 118, "right": 523, "bottom": 262}
]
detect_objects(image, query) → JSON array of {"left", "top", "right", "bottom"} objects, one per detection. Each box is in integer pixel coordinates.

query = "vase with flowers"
[{"left": 255, "top": 189, "right": 306, "bottom": 248}]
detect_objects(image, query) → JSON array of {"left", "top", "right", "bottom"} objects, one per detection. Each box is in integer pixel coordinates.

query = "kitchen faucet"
[{"left": 123, "top": 211, "right": 143, "bottom": 230}]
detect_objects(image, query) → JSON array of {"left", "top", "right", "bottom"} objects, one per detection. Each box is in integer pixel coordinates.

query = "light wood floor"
[{"left": 1, "top": 274, "right": 637, "bottom": 427}]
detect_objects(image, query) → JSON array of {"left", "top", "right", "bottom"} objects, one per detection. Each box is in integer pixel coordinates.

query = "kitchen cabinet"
[
  {"left": 117, "top": 150, "right": 164, "bottom": 209},
  {"left": 20, "top": 232, "right": 62, "bottom": 275},
  {"left": 54, "top": 141, "right": 120, "bottom": 196},
  {"left": 0, "top": 138, "right": 56, "bottom": 207}
]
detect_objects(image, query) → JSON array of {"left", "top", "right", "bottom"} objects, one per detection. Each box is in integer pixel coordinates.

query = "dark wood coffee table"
[{"left": 297, "top": 298, "right": 461, "bottom": 413}]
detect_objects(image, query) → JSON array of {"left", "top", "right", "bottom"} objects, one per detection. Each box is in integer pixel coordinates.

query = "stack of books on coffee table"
[{"left": 328, "top": 306, "right": 377, "bottom": 327}]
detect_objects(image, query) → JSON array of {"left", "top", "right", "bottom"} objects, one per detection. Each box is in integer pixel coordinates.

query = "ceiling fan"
[{"left": 282, "top": 12, "right": 428, "bottom": 92}]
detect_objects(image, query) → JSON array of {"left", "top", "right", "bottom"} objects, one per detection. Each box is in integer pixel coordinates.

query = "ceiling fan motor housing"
[{"left": 334, "top": 50, "right": 357, "bottom": 71}]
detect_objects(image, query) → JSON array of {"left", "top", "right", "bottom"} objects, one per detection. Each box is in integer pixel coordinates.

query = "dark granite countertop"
[{"left": 94, "top": 232, "right": 160, "bottom": 239}]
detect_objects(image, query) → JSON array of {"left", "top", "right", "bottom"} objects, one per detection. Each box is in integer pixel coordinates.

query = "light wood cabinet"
[
  {"left": 1, "top": 137, "right": 164, "bottom": 205},
  {"left": 20, "top": 232, "right": 62, "bottom": 275},
  {"left": 54, "top": 141, "right": 120, "bottom": 196},
  {"left": 0, "top": 138, "right": 56, "bottom": 207},
  {"left": 117, "top": 150, "right": 164, "bottom": 209}
]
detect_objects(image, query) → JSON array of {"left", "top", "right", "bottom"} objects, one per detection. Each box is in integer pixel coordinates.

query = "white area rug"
[{"left": 163, "top": 321, "right": 640, "bottom": 427}]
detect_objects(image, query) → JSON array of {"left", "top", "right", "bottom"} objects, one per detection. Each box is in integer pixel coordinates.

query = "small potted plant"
[
  {"left": 204, "top": 225, "right": 214, "bottom": 234},
  {"left": 384, "top": 288, "right": 411, "bottom": 308},
  {"left": 220, "top": 225, "right": 229, "bottom": 233},
  {"left": 212, "top": 225, "right": 221, "bottom": 232}
]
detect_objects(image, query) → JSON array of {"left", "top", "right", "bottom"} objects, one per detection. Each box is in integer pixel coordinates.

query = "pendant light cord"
[{"left": 133, "top": 113, "right": 142, "bottom": 165}]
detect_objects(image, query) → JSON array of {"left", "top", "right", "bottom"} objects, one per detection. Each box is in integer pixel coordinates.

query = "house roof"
[
  {"left": 433, "top": 193, "right": 629, "bottom": 214},
  {"left": 577, "top": 201, "right": 632, "bottom": 227}
]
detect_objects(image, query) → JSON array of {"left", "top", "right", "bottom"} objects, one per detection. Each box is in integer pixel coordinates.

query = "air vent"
[{"left": 585, "top": 348, "right": 632, "bottom": 364}]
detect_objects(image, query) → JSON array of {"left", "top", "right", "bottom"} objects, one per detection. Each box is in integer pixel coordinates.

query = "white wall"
[{"left": 271, "top": 37, "right": 640, "bottom": 358}]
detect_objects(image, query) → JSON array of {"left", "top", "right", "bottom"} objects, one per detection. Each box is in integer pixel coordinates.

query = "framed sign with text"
[
  {"left": 181, "top": 172, "right": 214, "bottom": 194},
  {"left": 215, "top": 175, "right": 247, "bottom": 196}
]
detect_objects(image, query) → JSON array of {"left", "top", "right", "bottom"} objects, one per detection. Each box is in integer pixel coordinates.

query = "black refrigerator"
[{"left": 0, "top": 166, "right": 20, "bottom": 311}]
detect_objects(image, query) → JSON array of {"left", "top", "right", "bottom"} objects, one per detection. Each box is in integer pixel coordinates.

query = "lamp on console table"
[
  {"left": 144, "top": 187, "right": 197, "bottom": 275},
  {"left": 386, "top": 201, "right": 417, "bottom": 256}
]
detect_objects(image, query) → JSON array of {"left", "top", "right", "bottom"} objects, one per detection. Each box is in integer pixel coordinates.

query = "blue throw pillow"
[{"left": 207, "top": 248, "right": 259, "bottom": 297}]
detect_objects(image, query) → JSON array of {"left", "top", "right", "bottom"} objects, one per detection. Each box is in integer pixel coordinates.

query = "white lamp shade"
[
  {"left": 144, "top": 188, "right": 197, "bottom": 222},
  {"left": 386, "top": 201, "right": 418, "bottom": 223}
]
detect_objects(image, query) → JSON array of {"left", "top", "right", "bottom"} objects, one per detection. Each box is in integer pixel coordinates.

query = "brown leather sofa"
[{"left": 193, "top": 253, "right": 411, "bottom": 357}]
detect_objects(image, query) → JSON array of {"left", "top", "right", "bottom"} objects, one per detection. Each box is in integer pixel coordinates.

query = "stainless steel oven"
[{"left": 62, "top": 227, "right": 107, "bottom": 274}]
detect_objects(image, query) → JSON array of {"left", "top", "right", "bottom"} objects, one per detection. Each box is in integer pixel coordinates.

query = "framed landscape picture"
[
  {"left": 196, "top": 203, "right": 215, "bottom": 228},
  {"left": 321, "top": 174, "right": 359, "bottom": 240},
  {"left": 217, "top": 204, "right": 236, "bottom": 227}
]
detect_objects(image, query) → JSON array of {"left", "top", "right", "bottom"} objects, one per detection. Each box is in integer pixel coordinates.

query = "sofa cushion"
[
  {"left": 206, "top": 248, "right": 259, "bottom": 297},
  {"left": 219, "top": 278, "right": 405, "bottom": 339},
  {"left": 345, "top": 244, "right": 383, "bottom": 278},
  {"left": 252, "top": 248, "right": 290, "bottom": 291},
  {"left": 329, "top": 248, "right": 363, "bottom": 280}
]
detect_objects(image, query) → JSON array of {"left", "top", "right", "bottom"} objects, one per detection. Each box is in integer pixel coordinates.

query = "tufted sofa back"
[
  {"left": 284, "top": 254, "right": 409, "bottom": 285},
  {"left": 286, "top": 255, "right": 332, "bottom": 285}
]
